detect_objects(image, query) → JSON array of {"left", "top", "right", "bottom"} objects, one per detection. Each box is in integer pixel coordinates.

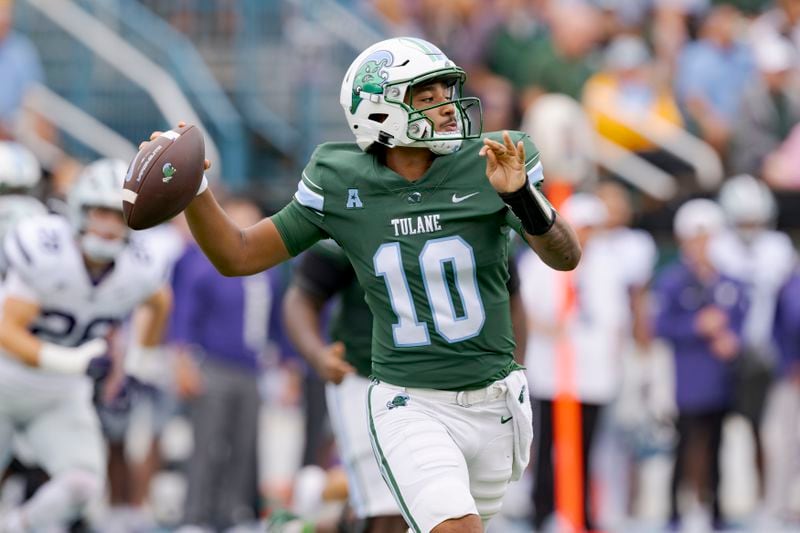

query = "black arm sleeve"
[{"left": 293, "top": 248, "right": 357, "bottom": 304}]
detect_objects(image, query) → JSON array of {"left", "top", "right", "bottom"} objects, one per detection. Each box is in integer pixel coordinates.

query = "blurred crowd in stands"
[{"left": 2, "top": 0, "right": 800, "bottom": 532}]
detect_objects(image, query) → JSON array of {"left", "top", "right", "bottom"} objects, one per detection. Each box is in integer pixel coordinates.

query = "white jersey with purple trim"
[
  {"left": 0, "top": 195, "right": 48, "bottom": 274},
  {"left": 711, "top": 229, "right": 797, "bottom": 349},
  {"left": 0, "top": 214, "right": 167, "bottom": 388}
]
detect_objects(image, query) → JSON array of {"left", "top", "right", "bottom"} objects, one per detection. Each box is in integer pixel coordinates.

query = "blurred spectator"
[
  {"left": 369, "top": 0, "right": 423, "bottom": 37},
  {"left": 583, "top": 35, "right": 684, "bottom": 155},
  {"left": 592, "top": 180, "right": 660, "bottom": 528},
  {"left": 520, "top": 193, "right": 626, "bottom": 531},
  {"left": 750, "top": 0, "right": 800, "bottom": 51},
  {"left": 674, "top": 5, "right": 754, "bottom": 155},
  {"left": 729, "top": 37, "right": 800, "bottom": 176},
  {"left": 763, "top": 121, "right": 800, "bottom": 189},
  {"left": 416, "top": 0, "right": 500, "bottom": 73},
  {"left": 484, "top": 0, "right": 545, "bottom": 106},
  {"left": 521, "top": 93, "right": 598, "bottom": 188},
  {"left": 170, "top": 198, "right": 278, "bottom": 531},
  {"left": 763, "top": 270, "right": 800, "bottom": 525},
  {"left": 717, "top": 0, "right": 772, "bottom": 17},
  {"left": 470, "top": 74, "right": 515, "bottom": 132},
  {"left": 596, "top": 180, "right": 658, "bottom": 349},
  {"left": 654, "top": 199, "right": 748, "bottom": 530},
  {"left": 651, "top": 4, "right": 691, "bottom": 76},
  {"left": 594, "top": 0, "right": 651, "bottom": 35},
  {"left": 0, "top": 0, "right": 43, "bottom": 139},
  {"left": 486, "top": 1, "right": 602, "bottom": 115}
]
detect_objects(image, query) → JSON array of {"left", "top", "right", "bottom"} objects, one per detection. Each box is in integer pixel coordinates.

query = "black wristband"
[{"left": 499, "top": 177, "right": 556, "bottom": 236}]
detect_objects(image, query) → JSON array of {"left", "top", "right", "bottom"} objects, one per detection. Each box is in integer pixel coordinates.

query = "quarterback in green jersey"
[
  {"left": 282, "top": 241, "right": 526, "bottom": 532},
  {"left": 148, "top": 36, "right": 579, "bottom": 533}
]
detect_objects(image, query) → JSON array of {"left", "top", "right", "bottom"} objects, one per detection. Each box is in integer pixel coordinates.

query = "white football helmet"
[
  {"left": 560, "top": 193, "right": 608, "bottom": 229},
  {"left": 0, "top": 195, "right": 48, "bottom": 272},
  {"left": 340, "top": 37, "right": 482, "bottom": 155},
  {"left": 674, "top": 198, "right": 725, "bottom": 239},
  {"left": 68, "top": 158, "right": 129, "bottom": 262},
  {"left": 718, "top": 174, "right": 777, "bottom": 227},
  {"left": 0, "top": 141, "right": 41, "bottom": 191}
]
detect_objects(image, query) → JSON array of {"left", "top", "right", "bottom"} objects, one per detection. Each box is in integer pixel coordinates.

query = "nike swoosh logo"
[
  {"left": 452, "top": 192, "right": 479, "bottom": 203},
  {"left": 500, "top": 416, "right": 513, "bottom": 424}
]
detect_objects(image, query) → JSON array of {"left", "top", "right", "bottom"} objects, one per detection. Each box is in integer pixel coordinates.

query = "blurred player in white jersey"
[
  {"left": 711, "top": 174, "right": 796, "bottom": 503},
  {"left": 0, "top": 158, "right": 172, "bottom": 532},
  {"left": 0, "top": 141, "right": 47, "bottom": 274}
]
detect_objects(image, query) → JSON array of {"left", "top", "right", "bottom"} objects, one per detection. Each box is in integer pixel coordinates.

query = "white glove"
[
  {"left": 196, "top": 174, "right": 209, "bottom": 196},
  {"left": 38, "top": 338, "right": 108, "bottom": 374},
  {"left": 124, "top": 345, "right": 166, "bottom": 385}
]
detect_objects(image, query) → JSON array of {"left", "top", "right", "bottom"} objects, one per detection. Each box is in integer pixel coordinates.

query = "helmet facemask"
[
  {"left": 78, "top": 206, "right": 128, "bottom": 263},
  {"left": 387, "top": 71, "right": 482, "bottom": 154}
]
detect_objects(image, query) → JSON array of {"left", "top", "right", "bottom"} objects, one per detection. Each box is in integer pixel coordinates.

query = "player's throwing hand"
[
  {"left": 140, "top": 121, "right": 213, "bottom": 172},
  {"left": 479, "top": 130, "right": 527, "bottom": 194}
]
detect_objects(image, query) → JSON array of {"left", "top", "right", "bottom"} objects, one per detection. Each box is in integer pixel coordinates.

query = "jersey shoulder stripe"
[
  {"left": 294, "top": 142, "right": 368, "bottom": 217},
  {"left": 527, "top": 160, "right": 544, "bottom": 184},
  {"left": 295, "top": 179, "right": 324, "bottom": 214},
  {"left": 301, "top": 171, "right": 323, "bottom": 191}
]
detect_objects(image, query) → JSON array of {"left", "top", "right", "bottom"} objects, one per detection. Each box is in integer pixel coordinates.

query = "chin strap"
[{"left": 499, "top": 177, "right": 556, "bottom": 236}]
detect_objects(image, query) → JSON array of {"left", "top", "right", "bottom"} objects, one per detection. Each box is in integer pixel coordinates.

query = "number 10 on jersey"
[{"left": 373, "top": 236, "right": 486, "bottom": 346}]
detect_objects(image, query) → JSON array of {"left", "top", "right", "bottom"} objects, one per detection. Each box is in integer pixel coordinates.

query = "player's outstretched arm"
[
  {"left": 481, "top": 131, "right": 581, "bottom": 271},
  {"left": 185, "top": 191, "right": 291, "bottom": 276}
]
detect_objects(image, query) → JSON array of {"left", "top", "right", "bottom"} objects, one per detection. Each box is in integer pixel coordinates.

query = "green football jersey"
[{"left": 273, "top": 131, "right": 540, "bottom": 390}]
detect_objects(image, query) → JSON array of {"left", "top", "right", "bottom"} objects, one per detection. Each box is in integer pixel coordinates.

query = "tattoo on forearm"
[{"left": 528, "top": 217, "right": 580, "bottom": 270}]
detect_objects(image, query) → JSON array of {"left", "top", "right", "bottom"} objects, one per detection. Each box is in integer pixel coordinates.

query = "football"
[{"left": 122, "top": 124, "right": 205, "bottom": 230}]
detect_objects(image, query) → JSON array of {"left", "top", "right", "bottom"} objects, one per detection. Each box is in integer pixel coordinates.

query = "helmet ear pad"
[{"left": 351, "top": 92, "right": 415, "bottom": 150}]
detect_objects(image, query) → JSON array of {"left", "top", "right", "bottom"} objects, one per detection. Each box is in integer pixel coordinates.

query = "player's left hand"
[{"left": 479, "top": 130, "right": 526, "bottom": 194}]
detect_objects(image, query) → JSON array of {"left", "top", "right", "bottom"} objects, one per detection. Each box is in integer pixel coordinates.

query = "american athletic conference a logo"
[{"left": 350, "top": 50, "right": 394, "bottom": 114}]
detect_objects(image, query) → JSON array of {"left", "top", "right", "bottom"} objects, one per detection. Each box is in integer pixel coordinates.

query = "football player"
[
  {"left": 0, "top": 158, "right": 172, "bottom": 532},
  {"left": 0, "top": 141, "right": 47, "bottom": 274},
  {"left": 149, "top": 37, "right": 580, "bottom": 533},
  {"left": 711, "top": 174, "right": 797, "bottom": 515},
  {"left": 283, "top": 240, "right": 526, "bottom": 532}
]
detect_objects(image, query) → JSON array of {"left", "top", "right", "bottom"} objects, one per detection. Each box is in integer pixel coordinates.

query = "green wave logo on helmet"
[{"left": 350, "top": 50, "right": 394, "bottom": 114}]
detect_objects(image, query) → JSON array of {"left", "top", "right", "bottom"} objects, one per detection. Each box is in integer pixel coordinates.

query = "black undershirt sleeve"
[{"left": 293, "top": 247, "right": 356, "bottom": 304}]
